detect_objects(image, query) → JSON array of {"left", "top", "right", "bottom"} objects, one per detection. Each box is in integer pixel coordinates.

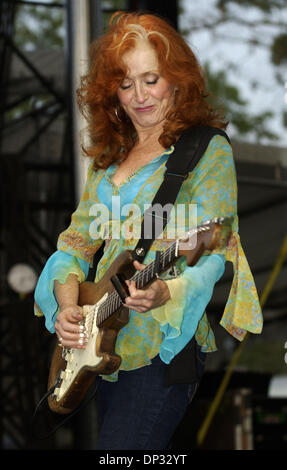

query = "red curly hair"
[{"left": 77, "top": 11, "right": 227, "bottom": 169}]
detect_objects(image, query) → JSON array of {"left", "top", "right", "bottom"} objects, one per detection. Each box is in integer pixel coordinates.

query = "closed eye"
[
  {"left": 119, "top": 75, "right": 159, "bottom": 90},
  {"left": 146, "top": 78, "right": 158, "bottom": 85},
  {"left": 119, "top": 84, "right": 132, "bottom": 90}
]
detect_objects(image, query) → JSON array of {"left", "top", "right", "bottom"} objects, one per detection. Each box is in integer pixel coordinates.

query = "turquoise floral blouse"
[{"left": 34, "top": 136, "right": 263, "bottom": 381}]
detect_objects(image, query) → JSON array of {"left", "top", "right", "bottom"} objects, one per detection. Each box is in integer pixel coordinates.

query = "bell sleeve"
[
  {"left": 34, "top": 250, "right": 90, "bottom": 333},
  {"left": 151, "top": 135, "right": 263, "bottom": 363},
  {"left": 34, "top": 160, "right": 103, "bottom": 332}
]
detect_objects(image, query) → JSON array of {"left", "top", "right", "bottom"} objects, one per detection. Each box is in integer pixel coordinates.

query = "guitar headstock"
[{"left": 177, "top": 216, "right": 233, "bottom": 266}]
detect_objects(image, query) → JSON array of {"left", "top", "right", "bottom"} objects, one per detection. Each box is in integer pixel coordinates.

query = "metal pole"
[
  {"left": 66, "top": 0, "right": 91, "bottom": 204},
  {"left": 65, "top": 0, "right": 103, "bottom": 450},
  {"left": 89, "top": 0, "right": 103, "bottom": 41}
]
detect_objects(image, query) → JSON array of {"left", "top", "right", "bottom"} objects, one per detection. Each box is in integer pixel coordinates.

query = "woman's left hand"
[{"left": 123, "top": 260, "right": 171, "bottom": 313}]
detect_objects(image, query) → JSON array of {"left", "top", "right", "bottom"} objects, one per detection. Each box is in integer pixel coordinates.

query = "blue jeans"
[{"left": 95, "top": 344, "right": 206, "bottom": 450}]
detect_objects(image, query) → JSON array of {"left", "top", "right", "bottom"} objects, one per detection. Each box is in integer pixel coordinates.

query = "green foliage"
[
  {"left": 271, "top": 34, "right": 287, "bottom": 66},
  {"left": 214, "top": 0, "right": 287, "bottom": 68},
  {"left": 14, "top": 4, "right": 65, "bottom": 50},
  {"left": 205, "top": 64, "right": 278, "bottom": 141},
  {"left": 181, "top": 0, "right": 287, "bottom": 139}
]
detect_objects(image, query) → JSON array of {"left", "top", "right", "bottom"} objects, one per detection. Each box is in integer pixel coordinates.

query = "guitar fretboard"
[
  {"left": 93, "top": 216, "right": 227, "bottom": 328},
  {"left": 95, "top": 239, "right": 179, "bottom": 327}
]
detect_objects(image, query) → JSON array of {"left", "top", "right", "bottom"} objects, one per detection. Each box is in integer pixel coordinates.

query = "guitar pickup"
[{"left": 110, "top": 273, "right": 129, "bottom": 303}]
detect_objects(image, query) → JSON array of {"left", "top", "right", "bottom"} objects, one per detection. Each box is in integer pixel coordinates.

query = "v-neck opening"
[{"left": 106, "top": 146, "right": 174, "bottom": 189}]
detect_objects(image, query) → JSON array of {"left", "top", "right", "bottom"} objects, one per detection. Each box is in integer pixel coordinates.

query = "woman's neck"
[{"left": 134, "top": 121, "right": 164, "bottom": 147}]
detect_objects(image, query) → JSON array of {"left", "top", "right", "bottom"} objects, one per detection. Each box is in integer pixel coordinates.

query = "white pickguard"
[{"left": 54, "top": 293, "right": 108, "bottom": 401}]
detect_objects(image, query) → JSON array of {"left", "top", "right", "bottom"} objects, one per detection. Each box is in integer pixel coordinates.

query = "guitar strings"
[
  {"left": 97, "top": 235, "right": 189, "bottom": 325},
  {"left": 96, "top": 240, "right": 178, "bottom": 327},
  {"left": 95, "top": 222, "right": 206, "bottom": 326},
  {"left": 92, "top": 218, "right": 223, "bottom": 327}
]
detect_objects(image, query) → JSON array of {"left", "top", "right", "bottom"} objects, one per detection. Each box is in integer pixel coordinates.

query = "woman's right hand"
[
  {"left": 54, "top": 274, "right": 87, "bottom": 349},
  {"left": 55, "top": 304, "right": 87, "bottom": 349}
]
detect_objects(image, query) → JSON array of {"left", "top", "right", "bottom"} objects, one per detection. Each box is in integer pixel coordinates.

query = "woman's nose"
[{"left": 134, "top": 83, "right": 148, "bottom": 103}]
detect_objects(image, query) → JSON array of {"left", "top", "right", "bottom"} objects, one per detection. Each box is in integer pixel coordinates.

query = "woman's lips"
[{"left": 135, "top": 105, "right": 154, "bottom": 112}]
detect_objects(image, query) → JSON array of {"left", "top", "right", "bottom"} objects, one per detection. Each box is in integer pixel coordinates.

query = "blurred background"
[{"left": 0, "top": 0, "right": 287, "bottom": 451}]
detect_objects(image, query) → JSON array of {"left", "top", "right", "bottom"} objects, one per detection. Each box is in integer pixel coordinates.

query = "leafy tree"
[
  {"left": 205, "top": 64, "right": 277, "bottom": 141},
  {"left": 14, "top": 1, "right": 65, "bottom": 50},
  {"left": 180, "top": 0, "right": 287, "bottom": 142}
]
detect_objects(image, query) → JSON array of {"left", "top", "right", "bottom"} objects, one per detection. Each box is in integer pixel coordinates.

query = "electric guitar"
[{"left": 47, "top": 217, "right": 232, "bottom": 414}]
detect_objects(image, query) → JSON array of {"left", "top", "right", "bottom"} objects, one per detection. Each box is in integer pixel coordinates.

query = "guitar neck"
[
  {"left": 95, "top": 216, "right": 230, "bottom": 327},
  {"left": 96, "top": 240, "right": 179, "bottom": 327},
  {"left": 131, "top": 241, "right": 178, "bottom": 288}
]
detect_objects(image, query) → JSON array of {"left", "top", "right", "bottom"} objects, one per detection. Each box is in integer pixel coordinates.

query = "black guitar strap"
[
  {"left": 132, "top": 125, "right": 230, "bottom": 262},
  {"left": 131, "top": 125, "right": 230, "bottom": 386}
]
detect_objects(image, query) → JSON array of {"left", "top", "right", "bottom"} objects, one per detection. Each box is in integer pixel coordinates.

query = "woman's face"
[{"left": 117, "top": 39, "right": 175, "bottom": 132}]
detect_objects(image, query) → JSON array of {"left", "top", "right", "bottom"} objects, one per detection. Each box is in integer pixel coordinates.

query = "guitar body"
[
  {"left": 48, "top": 250, "right": 135, "bottom": 414},
  {"left": 47, "top": 218, "right": 232, "bottom": 414}
]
